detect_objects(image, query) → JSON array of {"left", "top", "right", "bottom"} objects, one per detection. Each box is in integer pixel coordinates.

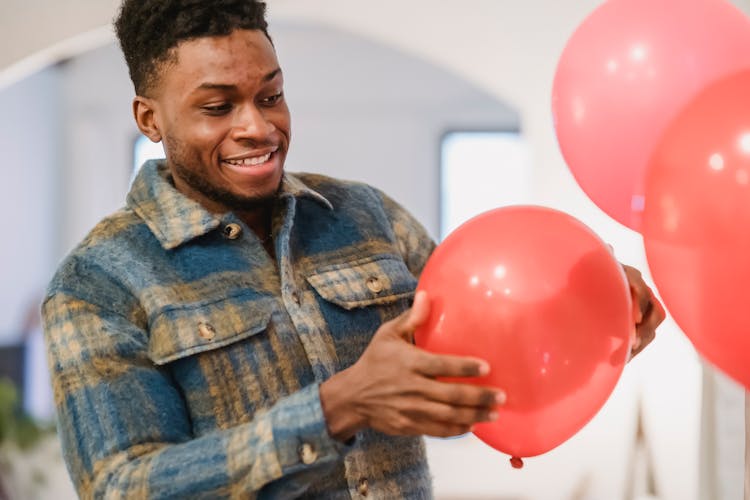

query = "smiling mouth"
[{"left": 222, "top": 152, "right": 273, "bottom": 167}]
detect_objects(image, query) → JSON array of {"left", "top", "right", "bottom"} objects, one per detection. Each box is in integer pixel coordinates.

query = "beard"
[{"left": 165, "top": 136, "right": 282, "bottom": 212}]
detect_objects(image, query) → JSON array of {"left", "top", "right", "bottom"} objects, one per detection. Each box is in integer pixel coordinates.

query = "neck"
[{"left": 237, "top": 205, "right": 274, "bottom": 242}]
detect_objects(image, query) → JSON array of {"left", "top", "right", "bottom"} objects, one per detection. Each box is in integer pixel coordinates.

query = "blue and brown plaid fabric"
[{"left": 43, "top": 160, "right": 436, "bottom": 499}]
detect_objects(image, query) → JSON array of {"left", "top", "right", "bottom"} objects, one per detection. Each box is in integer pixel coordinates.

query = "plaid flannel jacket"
[{"left": 43, "top": 160, "right": 437, "bottom": 499}]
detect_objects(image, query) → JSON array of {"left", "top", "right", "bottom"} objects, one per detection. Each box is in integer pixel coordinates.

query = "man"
[{"left": 42, "top": 0, "right": 665, "bottom": 498}]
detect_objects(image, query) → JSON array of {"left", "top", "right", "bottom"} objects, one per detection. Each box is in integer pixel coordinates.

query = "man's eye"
[
  {"left": 261, "top": 92, "right": 284, "bottom": 106},
  {"left": 202, "top": 103, "right": 232, "bottom": 115}
]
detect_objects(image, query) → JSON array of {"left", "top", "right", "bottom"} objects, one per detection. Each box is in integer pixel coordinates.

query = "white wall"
[
  {"left": 276, "top": 23, "right": 519, "bottom": 233},
  {"left": 0, "top": 67, "right": 61, "bottom": 342},
  {"left": 0, "top": 0, "right": 119, "bottom": 88},
  {"left": 57, "top": 44, "right": 141, "bottom": 255}
]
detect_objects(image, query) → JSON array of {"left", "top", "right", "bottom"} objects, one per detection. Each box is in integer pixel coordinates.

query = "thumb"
[
  {"left": 397, "top": 290, "right": 431, "bottom": 341},
  {"left": 630, "top": 290, "right": 644, "bottom": 325}
]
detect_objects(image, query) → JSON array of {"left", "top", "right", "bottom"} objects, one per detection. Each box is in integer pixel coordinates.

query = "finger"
[
  {"left": 631, "top": 293, "right": 643, "bottom": 325},
  {"left": 644, "top": 291, "right": 667, "bottom": 327},
  {"left": 419, "top": 378, "right": 506, "bottom": 408},
  {"left": 636, "top": 285, "right": 653, "bottom": 319},
  {"left": 374, "top": 412, "right": 472, "bottom": 437},
  {"left": 629, "top": 325, "right": 638, "bottom": 354},
  {"left": 634, "top": 285, "right": 665, "bottom": 329},
  {"left": 624, "top": 268, "right": 656, "bottom": 325},
  {"left": 640, "top": 323, "right": 657, "bottom": 344},
  {"left": 631, "top": 298, "right": 663, "bottom": 357},
  {"left": 404, "top": 399, "right": 499, "bottom": 427},
  {"left": 410, "top": 419, "right": 474, "bottom": 439},
  {"left": 631, "top": 325, "right": 656, "bottom": 357},
  {"left": 623, "top": 268, "right": 649, "bottom": 323},
  {"left": 393, "top": 290, "right": 431, "bottom": 342},
  {"left": 403, "top": 290, "right": 430, "bottom": 331},
  {"left": 414, "top": 350, "right": 490, "bottom": 378}
]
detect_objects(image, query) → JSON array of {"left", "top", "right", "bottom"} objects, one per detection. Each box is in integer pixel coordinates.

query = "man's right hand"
[{"left": 319, "top": 291, "right": 506, "bottom": 442}]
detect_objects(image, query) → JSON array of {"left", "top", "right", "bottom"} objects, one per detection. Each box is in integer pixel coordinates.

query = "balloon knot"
[{"left": 510, "top": 456, "right": 524, "bottom": 469}]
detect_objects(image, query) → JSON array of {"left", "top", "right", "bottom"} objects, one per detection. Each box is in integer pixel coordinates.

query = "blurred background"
[{"left": 0, "top": 1, "right": 746, "bottom": 499}]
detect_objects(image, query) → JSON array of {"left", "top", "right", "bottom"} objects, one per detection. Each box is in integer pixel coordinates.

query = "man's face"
[{"left": 147, "top": 29, "right": 290, "bottom": 213}]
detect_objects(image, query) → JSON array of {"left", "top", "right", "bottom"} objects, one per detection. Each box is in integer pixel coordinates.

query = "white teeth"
[{"left": 225, "top": 152, "right": 272, "bottom": 167}]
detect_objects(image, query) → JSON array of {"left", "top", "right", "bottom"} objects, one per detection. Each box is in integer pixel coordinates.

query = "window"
[
  {"left": 440, "top": 131, "right": 529, "bottom": 240},
  {"left": 132, "top": 134, "right": 165, "bottom": 182}
]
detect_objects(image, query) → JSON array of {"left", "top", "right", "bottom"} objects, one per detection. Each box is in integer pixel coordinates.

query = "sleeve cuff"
[{"left": 271, "top": 383, "right": 353, "bottom": 474}]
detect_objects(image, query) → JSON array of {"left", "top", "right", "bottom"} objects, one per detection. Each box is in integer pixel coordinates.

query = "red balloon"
[
  {"left": 414, "top": 206, "right": 632, "bottom": 458},
  {"left": 643, "top": 70, "right": 750, "bottom": 389},
  {"left": 552, "top": 0, "right": 750, "bottom": 231}
]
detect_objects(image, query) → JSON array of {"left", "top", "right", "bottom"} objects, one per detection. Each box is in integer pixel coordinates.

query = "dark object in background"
[{"left": 0, "top": 344, "right": 24, "bottom": 397}]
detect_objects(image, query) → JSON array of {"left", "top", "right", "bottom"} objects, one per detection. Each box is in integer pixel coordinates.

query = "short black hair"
[{"left": 114, "top": 0, "right": 270, "bottom": 96}]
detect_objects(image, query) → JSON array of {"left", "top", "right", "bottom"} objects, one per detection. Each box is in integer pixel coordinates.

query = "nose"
[{"left": 231, "top": 103, "right": 275, "bottom": 141}]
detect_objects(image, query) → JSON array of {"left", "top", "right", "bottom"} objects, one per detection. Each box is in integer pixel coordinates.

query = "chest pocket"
[
  {"left": 147, "top": 294, "right": 274, "bottom": 365},
  {"left": 146, "top": 294, "right": 301, "bottom": 435},
  {"left": 305, "top": 255, "right": 418, "bottom": 371},
  {"left": 305, "top": 255, "right": 418, "bottom": 310}
]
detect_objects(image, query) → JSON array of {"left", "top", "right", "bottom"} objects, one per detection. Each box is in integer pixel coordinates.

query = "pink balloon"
[
  {"left": 643, "top": 70, "right": 750, "bottom": 389},
  {"left": 414, "top": 206, "right": 632, "bottom": 458},
  {"left": 552, "top": 0, "right": 750, "bottom": 230}
]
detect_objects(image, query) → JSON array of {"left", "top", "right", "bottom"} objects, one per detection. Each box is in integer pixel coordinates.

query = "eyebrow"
[{"left": 195, "top": 68, "right": 282, "bottom": 92}]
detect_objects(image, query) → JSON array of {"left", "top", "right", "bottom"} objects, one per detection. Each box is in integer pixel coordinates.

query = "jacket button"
[
  {"left": 366, "top": 276, "right": 383, "bottom": 294},
  {"left": 357, "top": 478, "right": 369, "bottom": 496},
  {"left": 223, "top": 223, "right": 242, "bottom": 240},
  {"left": 198, "top": 322, "right": 216, "bottom": 341},
  {"left": 299, "top": 443, "right": 317, "bottom": 464}
]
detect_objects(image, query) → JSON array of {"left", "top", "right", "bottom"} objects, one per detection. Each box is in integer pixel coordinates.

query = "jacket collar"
[{"left": 127, "top": 160, "right": 333, "bottom": 250}]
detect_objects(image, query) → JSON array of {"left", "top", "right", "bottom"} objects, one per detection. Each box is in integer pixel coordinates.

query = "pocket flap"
[
  {"left": 148, "top": 295, "right": 274, "bottom": 365},
  {"left": 306, "top": 256, "right": 417, "bottom": 310}
]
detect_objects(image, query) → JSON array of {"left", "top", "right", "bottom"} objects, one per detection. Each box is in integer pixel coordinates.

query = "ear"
[{"left": 133, "top": 96, "right": 162, "bottom": 143}]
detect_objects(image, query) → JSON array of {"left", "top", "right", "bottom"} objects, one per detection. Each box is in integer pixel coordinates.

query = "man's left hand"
[{"left": 622, "top": 265, "right": 666, "bottom": 359}]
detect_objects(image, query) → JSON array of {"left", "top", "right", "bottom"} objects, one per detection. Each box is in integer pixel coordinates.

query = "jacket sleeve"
[{"left": 42, "top": 266, "right": 348, "bottom": 499}]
